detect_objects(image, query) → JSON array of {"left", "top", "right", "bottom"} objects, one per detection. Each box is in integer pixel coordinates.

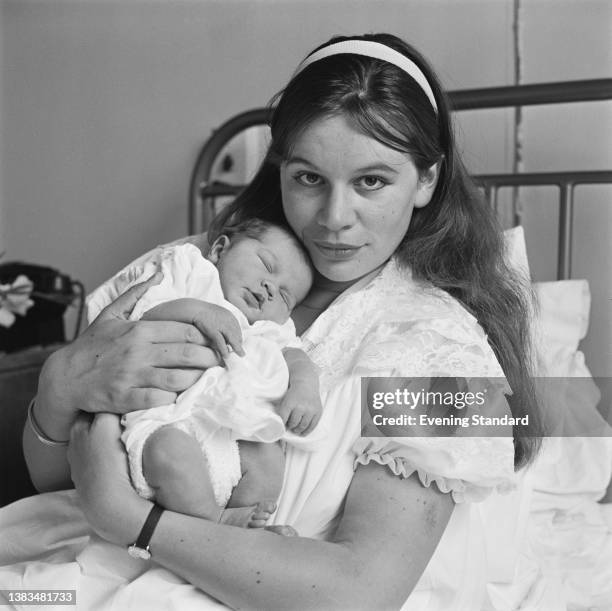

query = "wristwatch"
[{"left": 127, "top": 504, "right": 164, "bottom": 560}]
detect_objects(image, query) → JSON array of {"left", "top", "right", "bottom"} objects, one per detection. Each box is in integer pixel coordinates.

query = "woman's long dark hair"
[{"left": 211, "top": 33, "right": 543, "bottom": 468}]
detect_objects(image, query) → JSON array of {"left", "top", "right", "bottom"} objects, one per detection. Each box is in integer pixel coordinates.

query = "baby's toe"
[
  {"left": 247, "top": 500, "right": 277, "bottom": 528},
  {"left": 257, "top": 500, "right": 277, "bottom": 515}
]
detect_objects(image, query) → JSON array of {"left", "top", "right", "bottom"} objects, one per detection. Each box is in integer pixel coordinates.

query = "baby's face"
[{"left": 210, "top": 227, "right": 313, "bottom": 324}]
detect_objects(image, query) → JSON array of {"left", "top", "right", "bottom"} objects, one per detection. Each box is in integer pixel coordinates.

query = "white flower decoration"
[{"left": 0, "top": 275, "right": 35, "bottom": 328}]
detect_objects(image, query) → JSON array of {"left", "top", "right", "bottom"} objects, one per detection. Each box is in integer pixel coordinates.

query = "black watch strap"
[{"left": 128, "top": 504, "right": 164, "bottom": 559}]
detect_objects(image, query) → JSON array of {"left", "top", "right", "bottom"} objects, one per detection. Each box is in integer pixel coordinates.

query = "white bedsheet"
[
  {"left": 488, "top": 437, "right": 612, "bottom": 611},
  {"left": 1, "top": 456, "right": 610, "bottom": 610},
  {"left": 0, "top": 490, "right": 227, "bottom": 610}
]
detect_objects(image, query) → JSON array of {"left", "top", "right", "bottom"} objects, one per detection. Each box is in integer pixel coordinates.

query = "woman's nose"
[{"left": 317, "top": 186, "right": 356, "bottom": 231}]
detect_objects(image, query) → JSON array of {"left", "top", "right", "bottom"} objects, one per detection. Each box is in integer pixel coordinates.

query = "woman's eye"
[
  {"left": 294, "top": 172, "right": 322, "bottom": 186},
  {"left": 356, "top": 175, "right": 387, "bottom": 190}
]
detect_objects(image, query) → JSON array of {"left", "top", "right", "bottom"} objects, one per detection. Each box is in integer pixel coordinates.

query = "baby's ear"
[{"left": 207, "top": 235, "right": 231, "bottom": 263}]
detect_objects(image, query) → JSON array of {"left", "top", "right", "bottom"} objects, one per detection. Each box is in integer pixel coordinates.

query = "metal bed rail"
[
  {"left": 449, "top": 78, "right": 612, "bottom": 110},
  {"left": 475, "top": 171, "right": 612, "bottom": 280},
  {"left": 190, "top": 78, "right": 612, "bottom": 279}
]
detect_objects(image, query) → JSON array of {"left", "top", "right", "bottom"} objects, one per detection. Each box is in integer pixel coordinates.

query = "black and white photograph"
[{"left": 0, "top": 1, "right": 611, "bottom": 609}]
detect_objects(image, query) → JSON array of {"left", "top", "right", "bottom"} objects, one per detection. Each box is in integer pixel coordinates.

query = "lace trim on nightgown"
[
  {"left": 302, "top": 258, "right": 508, "bottom": 386},
  {"left": 353, "top": 437, "right": 516, "bottom": 504}
]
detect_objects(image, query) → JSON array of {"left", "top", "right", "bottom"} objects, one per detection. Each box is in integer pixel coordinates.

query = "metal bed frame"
[{"left": 189, "top": 78, "right": 612, "bottom": 280}]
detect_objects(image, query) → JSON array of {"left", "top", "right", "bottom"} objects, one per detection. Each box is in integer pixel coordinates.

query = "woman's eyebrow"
[
  {"left": 285, "top": 157, "right": 400, "bottom": 175},
  {"left": 354, "top": 163, "right": 400, "bottom": 175},
  {"left": 284, "top": 156, "right": 318, "bottom": 168}
]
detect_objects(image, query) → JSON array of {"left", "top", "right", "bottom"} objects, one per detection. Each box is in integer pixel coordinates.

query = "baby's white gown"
[{"left": 86, "top": 243, "right": 321, "bottom": 507}]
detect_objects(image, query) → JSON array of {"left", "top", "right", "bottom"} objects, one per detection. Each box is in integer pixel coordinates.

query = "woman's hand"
[
  {"left": 36, "top": 274, "right": 221, "bottom": 437},
  {"left": 25, "top": 273, "right": 220, "bottom": 493},
  {"left": 67, "top": 412, "right": 151, "bottom": 545}
]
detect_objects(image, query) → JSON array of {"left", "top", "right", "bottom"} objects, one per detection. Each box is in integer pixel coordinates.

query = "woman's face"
[{"left": 280, "top": 114, "right": 438, "bottom": 283}]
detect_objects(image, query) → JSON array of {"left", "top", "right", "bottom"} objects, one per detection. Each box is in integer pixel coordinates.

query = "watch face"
[{"left": 127, "top": 544, "right": 151, "bottom": 560}]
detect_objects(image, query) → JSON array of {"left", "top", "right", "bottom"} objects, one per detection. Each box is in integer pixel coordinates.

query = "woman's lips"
[{"left": 312, "top": 240, "right": 363, "bottom": 260}]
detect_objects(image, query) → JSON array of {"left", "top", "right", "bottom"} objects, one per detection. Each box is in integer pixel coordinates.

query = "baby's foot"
[
  {"left": 264, "top": 524, "right": 298, "bottom": 537},
  {"left": 219, "top": 500, "right": 277, "bottom": 529}
]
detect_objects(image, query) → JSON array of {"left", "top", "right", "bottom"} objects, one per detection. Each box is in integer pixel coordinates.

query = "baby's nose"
[{"left": 262, "top": 279, "right": 276, "bottom": 299}]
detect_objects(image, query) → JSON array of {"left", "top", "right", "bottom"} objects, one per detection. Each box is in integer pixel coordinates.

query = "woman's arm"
[
  {"left": 70, "top": 413, "right": 454, "bottom": 610},
  {"left": 24, "top": 276, "right": 219, "bottom": 492},
  {"left": 157, "top": 459, "right": 453, "bottom": 610}
]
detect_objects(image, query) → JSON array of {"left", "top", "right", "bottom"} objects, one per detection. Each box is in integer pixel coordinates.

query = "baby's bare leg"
[
  {"left": 142, "top": 425, "right": 221, "bottom": 521},
  {"left": 227, "top": 441, "right": 285, "bottom": 508},
  {"left": 217, "top": 441, "right": 285, "bottom": 530}
]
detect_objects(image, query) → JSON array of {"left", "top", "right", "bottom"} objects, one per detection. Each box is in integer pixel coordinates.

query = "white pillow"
[
  {"left": 532, "top": 279, "right": 591, "bottom": 377},
  {"left": 502, "top": 225, "right": 591, "bottom": 377},
  {"left": 503, "top": 225, "right": 531, "bottom": 282},
  {"left": 505, "top": 231, "right": 612, "bottom": 501}
]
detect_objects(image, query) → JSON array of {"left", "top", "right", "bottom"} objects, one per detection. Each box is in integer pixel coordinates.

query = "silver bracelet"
[{"left": 27, "top": 397, "right": 69, "bottom": 447}]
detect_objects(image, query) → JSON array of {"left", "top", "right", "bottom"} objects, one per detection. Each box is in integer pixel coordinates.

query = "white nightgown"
[{"left": 0, "top": 248, "right": 551, "bottom": 610}]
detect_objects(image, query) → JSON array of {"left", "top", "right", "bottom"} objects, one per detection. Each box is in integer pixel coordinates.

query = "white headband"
[{"left": 293, "top": 40, "right": 438, "bottom": 114}]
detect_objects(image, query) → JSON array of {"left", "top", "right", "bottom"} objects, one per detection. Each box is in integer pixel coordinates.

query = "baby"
[{"left": 86, "top": 219, "right": 322, "bottom": 528}]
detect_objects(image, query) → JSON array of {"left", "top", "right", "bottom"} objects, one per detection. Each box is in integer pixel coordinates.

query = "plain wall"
[
  {"left": 519, "top": 0, "right": 612, "bottom": 377},
  {"left": 0, "top": 0, "right": 609, "bottom": 374},
  {"left": 0, "top": 15, "right": 4, "bottom": 254},
  {"left": 0, "top": 0, "right": 513, "bottom": 290}
]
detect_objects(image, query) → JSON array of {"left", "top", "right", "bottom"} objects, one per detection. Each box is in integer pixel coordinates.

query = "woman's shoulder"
[
  {"left": 304, "top": 258, "right": 506, "bottom": 385},
  {"left": 369, "top": 259, "right": 493, "bottom": 345},
  {"left": 351, "top": 259, "right": 507, "bottom": 379},
  {"left": 378, "top": 258, "right": 476, "bottom": 322}
]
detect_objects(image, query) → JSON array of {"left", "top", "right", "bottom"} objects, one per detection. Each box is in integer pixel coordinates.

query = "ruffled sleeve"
[
  {"left": 346, "top": 270, "right": 517, "bottom": 503},
  {"left": 353, "top": 437, "right": 515, "bottom": 503}
]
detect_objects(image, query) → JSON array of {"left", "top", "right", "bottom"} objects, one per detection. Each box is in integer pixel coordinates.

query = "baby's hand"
[
  {"left": 142, "top": 298, "right": 244, "bottom": 359},
  {"left": 191, "top": 302, "right": 244, "bottom": 359},
  {"left": 278, "top": 380, "right": 322, "bottom": 436}
]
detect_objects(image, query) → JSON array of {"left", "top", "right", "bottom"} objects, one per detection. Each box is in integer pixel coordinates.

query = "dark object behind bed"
[
  {"left": 0, "top": 262, "right": 83, "bottom": 353},
  {"left": 0, "top": 345, "right": 60, "bottom": 506}
]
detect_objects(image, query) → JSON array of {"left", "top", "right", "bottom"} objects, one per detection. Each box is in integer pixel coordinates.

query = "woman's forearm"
[
  {"left": 23, "top": 417, "right": 72, "bottom": 492},
  {"left": 150, "top": 512, "right": 365, "bottom": 610},
  {"left": 23, "top": 351, "right": 79, "bottom": 491},
  {"left": 70, "top": 416, "right": 453, "bottom": 610},
  {"left": 143, "top": 465, "right": 452, "bottom": 610}
]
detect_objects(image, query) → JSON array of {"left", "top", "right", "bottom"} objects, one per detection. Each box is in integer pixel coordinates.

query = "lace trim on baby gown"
[
  {"left": 301, "top": 258, "right": 517, "bottom": 503},
  {"left": 122, "top": 414, "right": 242, "bottom": 507}
]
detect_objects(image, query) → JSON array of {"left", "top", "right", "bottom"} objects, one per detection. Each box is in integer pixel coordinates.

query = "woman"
[{"left": 8, "top": 33, "right": 541, "bottom": 609}]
